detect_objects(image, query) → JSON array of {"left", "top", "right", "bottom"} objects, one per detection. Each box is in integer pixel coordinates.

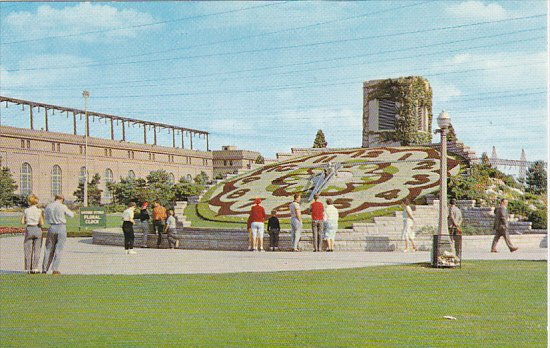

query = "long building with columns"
[{"left": 0, "top": 96, "right": 260, "bottom": 204}]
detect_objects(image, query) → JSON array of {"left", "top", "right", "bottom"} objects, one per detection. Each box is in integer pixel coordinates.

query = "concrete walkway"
[{"left": 0, "top": 235, "right": 546, "bottom": 275}]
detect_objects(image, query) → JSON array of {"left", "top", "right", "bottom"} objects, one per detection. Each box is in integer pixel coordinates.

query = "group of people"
[
  {"left": 401, "top": 197, "right": 518, "bottom": 254},
  {"left": 246, "top": 193, "right": 339, "bottom": 252},
  {"left": 121, "top": 201, "right": 179, "bottom": 253},
  {"left": 20, "top": 194, "right": 74, "bottom": 274},
  {"left": 19, "top": 193, "right": 519, "bottom": 274}
]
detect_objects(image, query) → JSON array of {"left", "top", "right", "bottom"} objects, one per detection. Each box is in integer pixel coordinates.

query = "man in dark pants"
[
  {"left": 152, "top": 202, "right": 167, "bottom": 248},
  {"left": 491, "top": 198, "right": 518, "bottom": 253}
]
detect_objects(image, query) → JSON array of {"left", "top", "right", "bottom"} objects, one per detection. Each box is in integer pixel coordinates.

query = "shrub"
[
  {"left": 528, "top": 209, "right": 547, "bottom": 230},
  {"left": 508, "top": 200, "right": 530, "bottom": 219}
]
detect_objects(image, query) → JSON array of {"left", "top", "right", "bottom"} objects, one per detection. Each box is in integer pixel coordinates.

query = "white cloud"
[
  {"left": 437, "top": 51, "right": 547, "bottom": 90},
  {"left": 0, "top": 54, "right": 93, "bottom": 98},
  {"left": 5, "top": 3, "right": 157, "bottom": 42},
  {"left": 445, "top": 1, "right": 509, "bottom": 21},
  {"left": 431, "top": 80, "right": 463, "bottom": 102}
]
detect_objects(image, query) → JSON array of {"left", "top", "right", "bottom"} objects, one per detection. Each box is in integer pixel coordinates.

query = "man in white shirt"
[{"left": 42, "top": 194, "right": 75, "bottom": 275}]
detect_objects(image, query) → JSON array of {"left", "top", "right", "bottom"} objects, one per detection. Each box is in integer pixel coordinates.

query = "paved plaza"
[{"left": 0, "top": 235, "right": 546, "bottom": 275}]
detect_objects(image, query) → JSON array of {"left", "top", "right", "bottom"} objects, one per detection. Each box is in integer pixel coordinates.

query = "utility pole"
[{"left": 82, "top": 90, "right": 90, "bottom": 207}]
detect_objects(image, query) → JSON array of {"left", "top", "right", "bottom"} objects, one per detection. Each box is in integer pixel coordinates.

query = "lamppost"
[
  {"left": 436, "top": 110, "right": 451, "bottom": 236},
  {"left": 82, "top": 90, "right": 90, "bottom": 207}
]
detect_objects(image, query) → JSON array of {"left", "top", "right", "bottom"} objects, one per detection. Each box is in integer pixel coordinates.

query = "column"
[
  {"left": 29, "top": 105, "right": 34, "bottom": 130},
  {"left": 110, "top": 118, "right": 114, "bottom": 140},
  {"left": 122, "top": 121, "right": 126, "bottom": 141},
  {"left": 172, "top": 128, "right": 176, "bottom": 148},
  {"left": 73, "top": 112, "right": 77, "bottom": 135},
  {"left": 190, "top": 132, "right": 193, "bottom": 150},
  {"left": 86, "top": 113, "right": 90, "bottom": 137},
  {"left": 153, "top": 126, "right": 157, "bottom": 145},
  {"left": 143, "top": 123, "right": 147, "bottom": 144},
  {"left": 181, "top": 131, "right": 185, "bottom": 149},
  {"left": 206, "top": 133, "right": 209, "bottom": 151},
  {"left": 44, "top": 108, "right": 49, "bottom": 131}
]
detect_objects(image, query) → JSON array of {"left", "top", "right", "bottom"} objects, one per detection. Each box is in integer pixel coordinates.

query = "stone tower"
[{"left": 362, "top": 76, "right": 432, "bottom": 148}]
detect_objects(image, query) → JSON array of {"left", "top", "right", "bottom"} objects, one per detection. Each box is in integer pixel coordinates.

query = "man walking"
[
  {"left": 42, "top": 194, "right": 74, "bottom": 275},
  {"left": 152, "top": 202, "right": 167, "bottom": 248},
  {"left": 448, "top": 199, "right": 463, "bottom": 256},
  {"left": 491, "top": 198, "right": 518, "bottom": 253},
  {"left": 310, "top": 194, "right": 324, "bottom": 252},
  {"left": 289, "top": 193, "right": 302, "bottom": 252}
]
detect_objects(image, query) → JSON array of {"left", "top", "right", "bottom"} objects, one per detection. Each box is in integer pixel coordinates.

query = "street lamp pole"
[
  {"left": 82, "top": 90, "right": 90, "bottom": 207},
  {"left": 436, "top": 110, "right": 451, "bottom": 236}
]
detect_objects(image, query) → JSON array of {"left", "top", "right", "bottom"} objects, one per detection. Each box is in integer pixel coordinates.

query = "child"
[
  {"left": 267, "top": 210, "right": 281, "bottom": 251},
  {"left": 164, "top": 210, "right": 179, "bottom": 249}
]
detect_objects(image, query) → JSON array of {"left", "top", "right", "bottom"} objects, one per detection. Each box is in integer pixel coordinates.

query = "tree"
[
  {"left": 255, "top": 155, "right": 265, "bottom": 164},
  {"left": 312, "top": 130, "right": 328, "bottom": 148},
  {"left": 194, "top": 171, "right": 210, "bottom": 186},
  {"left": 480, "top": 152, "right": 491, "bottom": 166},
  {"left": 107, "top": 177, "right": 146, "bottom": 205},
  {"left": 0, "top": 167, "right": 17, "bottom": 208},
  {"left": 526, "top": 161, "right": 547, "bottom": 195},
  {"left": 74, "top": 173, "right": 103, "bottom": 205},
  {"left": 447, "top": 123, "right": 457, "bottom": 142},
  {"left": 173, "top": 178, "right": 204, "bottom": 201},
  {"left": 145, "top": 170, "right": 175, "bottom": 206}
]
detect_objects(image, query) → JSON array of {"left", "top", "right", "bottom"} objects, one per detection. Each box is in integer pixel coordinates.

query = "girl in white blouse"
[{"left": 21, "top": 194, "right": 44, "bottom": 274}]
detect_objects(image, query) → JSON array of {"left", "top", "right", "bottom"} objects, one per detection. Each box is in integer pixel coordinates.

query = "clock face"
[{"left": 203, "top": 147, "right": 461, "bottom": 221}]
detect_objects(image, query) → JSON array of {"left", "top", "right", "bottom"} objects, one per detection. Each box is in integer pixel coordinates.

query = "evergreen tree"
[
  {"left": 174, "top": 177, "right": 204, "bottom": 201},
  {"left": 74, "top": 173, "right": 103, "bottom": 205},
  {"left": 313, "top": 130, "right": 328, "bottom": 148},
  {"left": 480, "top": 152, "right": 491, "bottom": 166},
  {"left": 194, "top": 171, "right": 210, "bottom": 186},
  {"left": 526, "top": 161, "right": 547, "bottom": 195},
  {"left": 146, "top": 170, "right": 175, "bottom": 206},
  {"left": 0, "top": 167, "right": 18, "bottom": 207},
  {"left": 255, "top": 155, "right": 265, "bottom": 164},
  {"left": 447, "top": 123, "right": 457, "bottom": 142}
]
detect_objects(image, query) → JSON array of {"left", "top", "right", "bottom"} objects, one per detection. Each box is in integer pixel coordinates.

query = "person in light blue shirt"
[{"left": 42, "top": 194, "right": 74, "bottom": 275}]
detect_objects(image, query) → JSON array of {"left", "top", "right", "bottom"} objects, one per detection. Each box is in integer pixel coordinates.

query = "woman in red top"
[{"left": 249, "top": 198, "right": 266, "bottom": 251}]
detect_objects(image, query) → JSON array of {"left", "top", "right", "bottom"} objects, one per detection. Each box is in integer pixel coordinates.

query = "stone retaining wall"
[{"left": 92, "top": 227, "right": 547, "bottom": 252}]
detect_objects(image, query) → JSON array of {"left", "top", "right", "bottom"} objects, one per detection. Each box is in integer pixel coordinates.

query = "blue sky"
[{"left": 0, "top": 1, "right": 547, "bottom": 166}]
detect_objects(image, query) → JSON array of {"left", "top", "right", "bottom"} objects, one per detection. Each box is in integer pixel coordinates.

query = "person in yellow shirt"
[{"left": 152, "top": 202, "right": 167, "bottom": 248}]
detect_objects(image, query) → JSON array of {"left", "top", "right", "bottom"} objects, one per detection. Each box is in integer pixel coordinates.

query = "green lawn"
[
  {"left": 0, "top": 261, "right": 546, "bottom": 347},
  {"left": 0, "top": 214, "right": 121, "bottom": 236}
]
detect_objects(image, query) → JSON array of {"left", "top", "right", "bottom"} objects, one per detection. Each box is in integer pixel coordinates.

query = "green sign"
[{"left": 80, "top": 207, "right": 106, "bottom": 227}]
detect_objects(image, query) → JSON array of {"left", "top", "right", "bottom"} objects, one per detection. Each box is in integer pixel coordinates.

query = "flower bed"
[
  {"left": 0, "top": 227, "right": 25, "bottom": 235},
  {"left": 200, "top": 146, "right": 462, "bottom": 222}
]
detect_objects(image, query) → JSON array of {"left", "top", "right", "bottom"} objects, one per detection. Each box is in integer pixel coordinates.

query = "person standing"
[
  {"left": 139, "top": 202, "right": 150, "bottom": 248},
  {"left": 491, "top": 198, "right": 518, "bottom": 253},
  {"left": 324, "top": 199, "right": 339, "bottom": 252},
  {"left": 249, "top": 198, "right": 266, "bottom": 251},
  {"left": 165, "top": 210, "right": 179, "bottom": 249},
  {"left": 21, "top": 194, "right": 44, "bottom": 274},
  {"left": 448, "top": 199, "right": 463, "bottom": 256},
  {"left": 42, "top": 194, "right": 74, "bottom": 275},
  {"left": 246, "top": 215, "right": 254, "bottom": 251},
  {"left": 267, "top": 210, "right": 281, "bottom": 251},
  {"left": 401, "top": 200, "right": 417, "bottom": 252},
  {"left": 152, "top": 202, "right": 167, "bottom": 248},
  {"left": 122, "top": 202, "right": 137, "bottom": 254},
  {"left": 289, "top": 193, "right": 303, "bottom": 252},
  {"left": 310, "top": 194, "right": 324, "bottom": 252}
]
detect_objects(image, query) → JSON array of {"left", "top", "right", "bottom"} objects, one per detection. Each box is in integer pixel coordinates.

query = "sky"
[{"left": 0, "top": 1, "right": 547, "bottom": 169}]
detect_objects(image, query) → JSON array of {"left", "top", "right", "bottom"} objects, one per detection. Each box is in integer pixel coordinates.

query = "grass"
[
  {"left": 0, "top": 215, "right": 122, "bottom": 236},
  {"left": 0, "top": 260, "right": 546, "bottom": 347}
]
